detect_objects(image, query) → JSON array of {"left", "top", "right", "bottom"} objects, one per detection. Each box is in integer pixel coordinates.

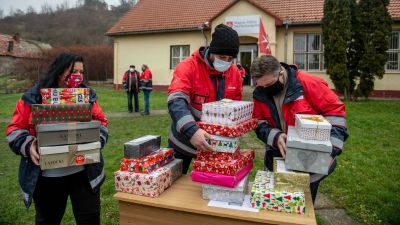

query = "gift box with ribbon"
[{"left": 295, "top": 114, "right": 332, "bottom": 141}]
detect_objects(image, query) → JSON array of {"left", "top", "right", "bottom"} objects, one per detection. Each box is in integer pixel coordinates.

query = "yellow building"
[{"left": 107, "top": 0, "right": 400, "bottom": 97}]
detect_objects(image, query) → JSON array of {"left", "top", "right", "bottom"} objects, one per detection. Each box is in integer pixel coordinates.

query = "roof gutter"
[{"left": 106, "top": 27, "right": 205, "bottom": 37}]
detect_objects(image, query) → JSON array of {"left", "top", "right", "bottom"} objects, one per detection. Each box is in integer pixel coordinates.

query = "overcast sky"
[{"left": 0, "top": 0, "right": 121, "bottom": 16}]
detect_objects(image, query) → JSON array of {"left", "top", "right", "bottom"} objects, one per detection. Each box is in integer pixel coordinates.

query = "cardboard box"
[
  {"left": 31, "top": 103, "right": 92, "bottom": 124},
  {"left": 197, "top": 118, "right": 257, "bottom": 137},
  {"left": 114, "top": 167, "right": 172, "bottom": 197},
  {"left": 273, "top": 158, "right": 310, "bottom": 192},
  {"left": 295, "top": 114, "right": 332, "bottom": 141},
  {"left": 250, "top": 170, "right": 305, "bottom": 214},
  {"left": 201, "top": 99, "right": 253, "bottom": 126},
  {"left": 39, "top": 141, "right": 101, "bottom": 170},
  {"left": 124, "top": 135, "right": 161, "bottom": 159},
  {"left": 40, "top": 88, "right": 90, "bottom": 104},
  {"left": 285, "top": 126, "right": 332, "bottom": 175},
  {"left": 164, "top": 158, "right": 183, "bottom": 183},
  {"left": 206, "top": 135, "right": 240, "bottom": 153},
  {"left": 202, "top": 174, "right": 249, "bottom": 204},
  {"left": 36, "top": 121, "right": 100, "bottom": 147}
]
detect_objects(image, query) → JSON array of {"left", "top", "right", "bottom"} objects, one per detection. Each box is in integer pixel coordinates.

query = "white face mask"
[
  {"left": 213, "top": 57, "right": 232, "bottom": 72},
  {"left": 129, "top": 68, "right": 134, "bottom": 72}
]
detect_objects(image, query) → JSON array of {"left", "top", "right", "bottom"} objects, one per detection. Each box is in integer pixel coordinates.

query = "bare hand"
[
  {"left": 277, "top": 133, "right": 287, "bottom": 158},
  {"left": 30, "top": 139, "right": 40, "bottom": 166},
  {"left": 190, "top": 129, "right": 213, "bottom": 151}
]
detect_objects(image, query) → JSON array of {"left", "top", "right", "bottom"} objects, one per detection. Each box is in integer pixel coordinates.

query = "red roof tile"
[{"left": 107, "top": 0, "right": 400, "bottom": 35}]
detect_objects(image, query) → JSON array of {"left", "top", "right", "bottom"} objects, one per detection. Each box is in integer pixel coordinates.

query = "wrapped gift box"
[
  {"left": 164, "top": 158, "right": 183, "bottom": 183},
  {"left": 191, "top": 162, "right": 253, "bottom": 188},
  {"left": 31, "top": 103, "right": 92, "bottom": 125},
  {"left": 206, "top": 135, "right": 240, "bottom": 153},
  {"left": 273, "top": 158, "right": 310, "bottom": 192},
  {"left": 124, "top": 135, "right": 161, "bottom": 159},
  {"left": 39, "top": 141, "right": 101, "bottom": 170},
  {"left": 285, "top": 126, "right": 332, "bottom": 175},
  {"left": 36, "top": 121, "right": 100, "bottom": 147},
  {"left": 201, "top": 99, "right": 253, "bottom": 126},
  {"left": 120, "top": 148, "right": 174, "bottom": 174},
  {"left": 114, "top": 167, "right": 172, "bottom": 197},
  {"left": 197, "top": 118, "right": 257, "bottom": 137},
  {"left": 202, "top": 174, "right": 249, "bottom": 204},
  {"left": 295, "top": 114, "right": 332, "bottom": 141},
  {"left": 250, "top": 170, "right": 305, "bottom": 215},
  {"left": 40, "top": 88, "right": 90, "bottom": 104},
  {"left": 196, "top": 149, "right": 241, "bottom": 162},
  {"left": 193, "top": 150, "right": 254, "bottom": 176}
]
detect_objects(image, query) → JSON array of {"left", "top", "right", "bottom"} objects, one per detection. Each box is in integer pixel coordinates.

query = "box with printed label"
[{"left": 40, "top": 88, "right": 90, "bottom": 104}]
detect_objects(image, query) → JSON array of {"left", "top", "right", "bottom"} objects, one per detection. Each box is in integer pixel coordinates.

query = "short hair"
[
  {"left": 250, "top": 55, "right": 281, "bottom": 78},
  {"left": 130, "top": 65, "right": 135, "bottom": 68}
]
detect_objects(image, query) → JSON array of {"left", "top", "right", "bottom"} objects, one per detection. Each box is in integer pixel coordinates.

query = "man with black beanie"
[{"left": 167, "top": 24, "right": 243, "bottom": 174}]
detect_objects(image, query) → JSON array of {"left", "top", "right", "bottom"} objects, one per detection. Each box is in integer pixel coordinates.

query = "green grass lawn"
[{"left": 1, "top": 84, "right": 399, "bottom": 225}]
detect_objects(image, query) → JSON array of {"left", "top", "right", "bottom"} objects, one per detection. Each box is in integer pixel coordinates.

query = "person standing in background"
[
  {"left": 140, "top": 64, "right": 153, "bottom": 116},
  {"left": 122, "top": 65, "right": 140, "bottom": 113}
]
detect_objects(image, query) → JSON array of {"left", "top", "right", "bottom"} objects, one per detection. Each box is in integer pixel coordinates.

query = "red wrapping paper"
[
  {"left": 196, "top": 149, "right": 241, "bottom": 162},
  {"left": 120, "top": 148, "right": 174, "bottom": 173},
  {"left": 197, "top": 118, "right": 258, "bottom": 137},
  {"left": 40, "top": 88, "right": 90, "bottom": 104}
]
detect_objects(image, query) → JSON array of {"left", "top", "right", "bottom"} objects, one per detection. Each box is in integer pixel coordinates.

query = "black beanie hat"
[{"left": 209, "top": 24, "right": 240, "bottom": 58}]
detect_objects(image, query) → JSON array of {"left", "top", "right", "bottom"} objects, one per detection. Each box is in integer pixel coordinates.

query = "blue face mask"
[{"left": 213, "top": 57, "right": 232, "bottom": 72}]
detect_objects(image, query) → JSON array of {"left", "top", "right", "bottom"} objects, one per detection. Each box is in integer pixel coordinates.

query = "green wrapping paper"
[
  {"left": 273, "top": 158, "right": 310, "bottom": 192},
  {"left": 250, "top": 170, "right": 306, "bottom": 215},
  {"left": 31, "top": 104, "right": 92, "bottom": 124}
]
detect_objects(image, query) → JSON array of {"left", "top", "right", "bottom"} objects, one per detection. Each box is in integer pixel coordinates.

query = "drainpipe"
[
  {"left": 201, "top": 21, "right": 210, "bottom": 47},
  {"left": 283, "top": 19, "right": 291, "bottom": 63}
]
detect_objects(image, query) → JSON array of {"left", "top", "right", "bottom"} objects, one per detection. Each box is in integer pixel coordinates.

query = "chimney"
[{"left": 8, "top": 41, "right": 14, "bottom": 52}]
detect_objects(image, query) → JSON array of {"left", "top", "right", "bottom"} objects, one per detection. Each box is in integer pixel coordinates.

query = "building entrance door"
[{"left": 237, "top": 45, "right": 257, "bottom": 86}]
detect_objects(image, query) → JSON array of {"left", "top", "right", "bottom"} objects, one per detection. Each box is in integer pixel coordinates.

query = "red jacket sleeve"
[
  {"left": 91, "top": 100, "right": 108, "bottom": 126},
  {"left": 168, "top": 61, "right": 193, "bottom": 96}
]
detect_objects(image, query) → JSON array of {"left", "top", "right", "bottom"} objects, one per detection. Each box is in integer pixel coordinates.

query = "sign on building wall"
[{"left": 224, "top": 15, "right": 260, "bottom": 35}]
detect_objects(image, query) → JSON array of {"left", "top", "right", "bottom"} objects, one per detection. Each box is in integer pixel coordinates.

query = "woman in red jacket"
[{"left": 6, "top": 52, "right": 108, "bottom": 225}]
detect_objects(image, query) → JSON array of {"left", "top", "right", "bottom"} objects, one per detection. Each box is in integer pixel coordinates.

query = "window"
[
  {"left": 386, "top": 31, "right": 400, "bottom": 71},
  {"left": 170, "top": 45, "right": 190, "bottom": 69},
  {"left": 293, "top": 34, "right": 324, "bottom": 71}
]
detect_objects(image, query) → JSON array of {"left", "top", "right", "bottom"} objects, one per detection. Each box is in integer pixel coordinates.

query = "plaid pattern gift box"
[
  {"left": 193, "top": 150, "right": 254, "bottom": 176},
  {"left": 250, "top": 170, "right": 306, "bottom": 215},
  {"left": 120, "top": 148, "right": 174, "bottom": 173},
  {"left": 40, "top": 88, "right": 90, "bottom": 104},
  {"left": 31, "top": 104, "right": 92, "bottom": 125},
  {"left": 114, "top": 167, "right": 172, "bottom": 197},
  {"left": 295, "top": 114, "right": 332, "bottom": 141},
  {"left": 197, "top": 118, "right": 258, "bottom": 137},
  {"left": 201, "top": 99, "right": 253, "bottom": 126}
]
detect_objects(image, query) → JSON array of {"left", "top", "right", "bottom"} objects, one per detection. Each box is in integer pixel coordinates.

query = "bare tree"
[
  {"left": 41, "top": 3, "right": 53, "bottom": 14},
  {"left": 26, "top": 6, "right": 36, "bottom": 15}
]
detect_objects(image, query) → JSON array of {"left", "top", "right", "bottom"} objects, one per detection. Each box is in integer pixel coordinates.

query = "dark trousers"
[
  {"left": 127, "top": 90, "right": 139, "bottom": 112},
  {"left": 33, "top": 170, "right": 100, "bottom": 225},
  {"left": 143, "top": 90, "right": 151, "bottom": 114},
  {"left": 168, "top": 140, "right": 193, "bottom": 174},
  {"left": 264, "top": 149, "right": 332, "bottom": 204}
]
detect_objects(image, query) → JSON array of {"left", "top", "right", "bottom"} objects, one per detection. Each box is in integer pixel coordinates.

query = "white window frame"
[
  {"left": 170, "top": 45, "right": 190, "bottom": 69},
  {"left": 386, "top": 31, "right": 400, "bottom": 71},
  {"left": 293, "top": 33, "right": 324, "bottom": 71}
]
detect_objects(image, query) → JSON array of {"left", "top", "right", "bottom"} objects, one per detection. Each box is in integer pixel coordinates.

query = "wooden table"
[{"left": 114, "top": 175, "right": 317, "bottom": 225}]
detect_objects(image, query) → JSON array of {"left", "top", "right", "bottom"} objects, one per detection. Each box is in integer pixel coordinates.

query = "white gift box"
[
  {"left": 201, "top": 99, "right": 253, "bottom": 126},
  {"left": 295, "top": 114, "right": 332, "bottom": 141},
  {"left": 202, "top": 174, "right": 249, "bottom": 204}
]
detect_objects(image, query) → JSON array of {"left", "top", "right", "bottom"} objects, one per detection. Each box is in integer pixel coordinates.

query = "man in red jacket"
[
  {"left": 140, "top": 64, "right": 153, "bottom": 115},
  {"left": 168, "top": 24, "right": 243, "bottom": 174},
  {"left": 251, "top": 55, "right": 348, "bottom": 203}
]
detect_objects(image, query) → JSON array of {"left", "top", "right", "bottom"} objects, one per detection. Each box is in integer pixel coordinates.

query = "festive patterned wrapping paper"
[
  {"left": 273, "top": 158, "right": 310, "bottom": 192},
  {"left": 39, "top": 142, "right": 101, "bottom": 170},
  {"left": 31, "top": 103, "right": 92, "bottom": 125},
  {"left": 295, "top": 114, "right": 332, "bottom": 141},
  {"left": 286, "top": 126, "right": 332, "bottom": 175},
  {"left": 191, "top": 162, "right": 253, "bottom": 188},
  {"left": 114, "top": 167, "right": 172, "bottom": 197},
  {"left": 124, "top": 135, "right": 161, "bottom": 159},
  {"left": 202, "top": 174, "right": 249, "bottom": 204},
  {"left": 40, "top": 88, "right": 90, "bottom": 104},
  {"left": 193, "top": 150, "right": 254, "bottom": 176},
  {"left": 120, "top": 148, "right": 174, "bottom": 174},
  {"left": 250, "top": 170, "right": 306, "bottom": 215},
  {"left": 197, "top": 118, "right": 258, "bottom": 137},
  {"left": 206, "top": 135, "right": 240, "bottom": 153},
  {"left": 196, "top": 149, "right": 241, "bottom": 162},
  {"left": 164, "top": 159, "right": 183, "bottom": 183},
  {"left": 201, "top": 99, "right": 254, "bottom": 126},
  {"left": 36, "top": 121, "right": 100, "bottom": 147}
]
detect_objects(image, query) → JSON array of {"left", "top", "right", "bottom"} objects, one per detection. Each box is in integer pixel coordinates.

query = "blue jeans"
[{"left": 143, "top": 90, "right": 151, "bottom": 114}]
